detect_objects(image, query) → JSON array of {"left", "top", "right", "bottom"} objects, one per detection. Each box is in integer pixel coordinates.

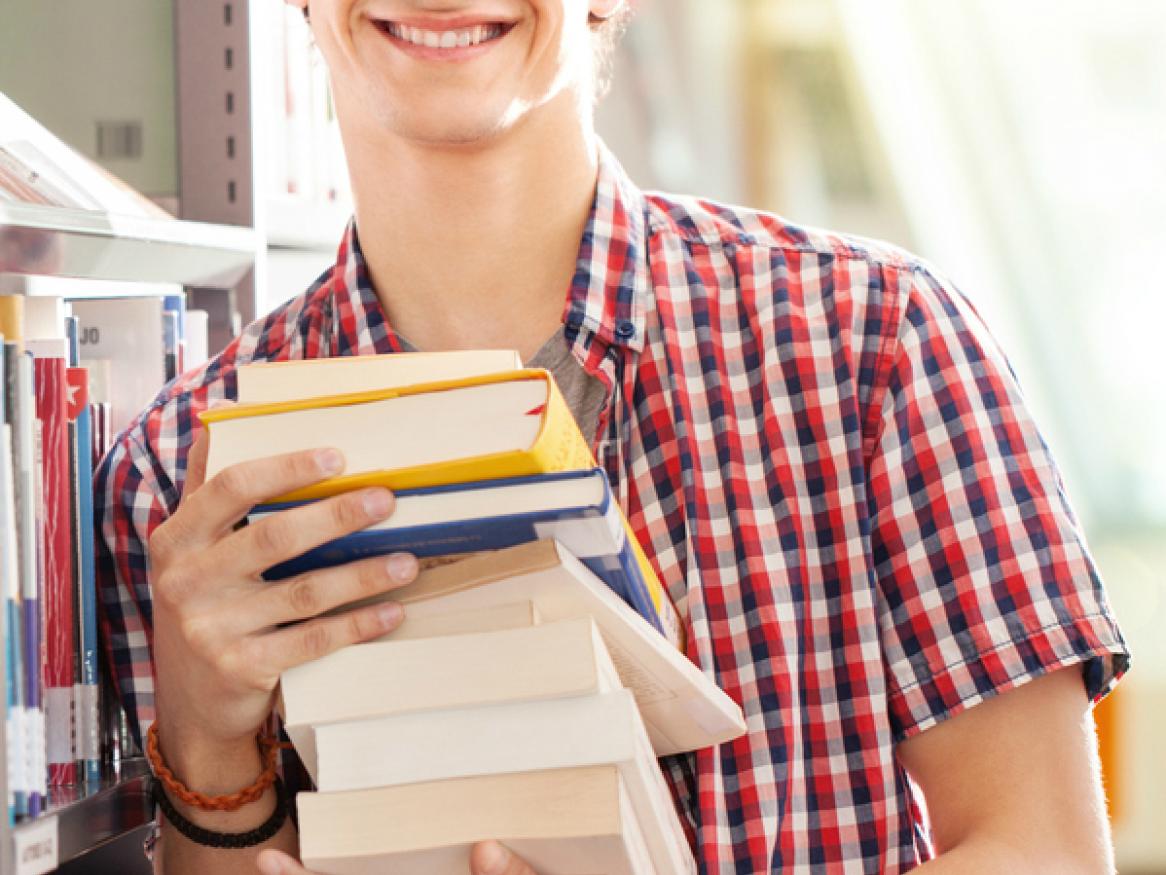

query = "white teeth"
[{"left": 384, "top": 21, "right": 505, "bottom": 49}]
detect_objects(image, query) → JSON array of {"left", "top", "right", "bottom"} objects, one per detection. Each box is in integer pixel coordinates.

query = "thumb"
[
  {"left": 255, "top": 848, "right": 317, "bottom": 875},
  {"left": 182, "top": 398, "right": 233, "bottom": 501},
  {"left": 470, "top": 840, "right": 539, "bottom": 875}
]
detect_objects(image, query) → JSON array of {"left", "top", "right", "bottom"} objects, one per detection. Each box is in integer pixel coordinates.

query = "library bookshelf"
[{"left": 0, "top": 130, "right": 258, "bottom": 875}]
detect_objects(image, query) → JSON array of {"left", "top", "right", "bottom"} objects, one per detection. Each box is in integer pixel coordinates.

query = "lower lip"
[{"left": 372, "top": 21, "right": 512, "bottom": 62}]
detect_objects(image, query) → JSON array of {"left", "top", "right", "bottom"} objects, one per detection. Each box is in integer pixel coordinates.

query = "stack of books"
[{"left": 200, "top": 354, "right": 748, "bottom": 874}]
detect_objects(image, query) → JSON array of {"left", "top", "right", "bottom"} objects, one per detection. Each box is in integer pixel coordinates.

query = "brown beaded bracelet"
[{"left": 146, "top": 722, "right": 280, "bottom": 813}]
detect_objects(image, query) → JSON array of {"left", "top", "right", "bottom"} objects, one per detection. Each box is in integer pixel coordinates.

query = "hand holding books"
[{"left": 148, "top": 426, "right": 419, "bottom": 818}]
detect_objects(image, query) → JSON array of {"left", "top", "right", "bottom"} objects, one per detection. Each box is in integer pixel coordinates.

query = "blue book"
[
  {"left": 66, "top": 367, "right": 100, "bottom": 785},
  {"left": 248, "top": 469, "right": 670, "bottom": 637},
  {"left": 12, "top": 353, "right": 43, "bottom": 815},
  {"left": 1, "top": 346, "right": 24, "bottom": 822}
]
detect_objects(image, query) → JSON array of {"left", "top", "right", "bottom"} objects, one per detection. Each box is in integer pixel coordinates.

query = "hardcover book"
[
  {"left": 250, "top": 469, "right": 674, "bottom": 642},
  {"left": 201, "top": 369, "right": 594, "bottom": 502},
  {"left": 205, "top": 369, "right": 679, "bottom": 644}
]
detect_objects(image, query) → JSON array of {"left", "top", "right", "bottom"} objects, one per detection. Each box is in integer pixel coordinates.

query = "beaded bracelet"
[
  {"left": 146, "top": 722, "right": 280, "bottom": 812},
  {"left": 152, "top": 774, "right": 289, "bottom": 850}
]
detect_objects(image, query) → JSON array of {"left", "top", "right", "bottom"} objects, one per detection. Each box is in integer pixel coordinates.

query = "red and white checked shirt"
[{"left": 95, "top": 144, "right": 1129, "bottom": 872}]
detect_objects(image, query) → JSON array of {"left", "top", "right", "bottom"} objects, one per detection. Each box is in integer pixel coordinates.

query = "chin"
[{"left": 374, "top": 97, "right": 528, "bottom": 148}]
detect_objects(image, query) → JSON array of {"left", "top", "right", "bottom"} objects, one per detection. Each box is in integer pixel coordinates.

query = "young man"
[{"left": 94, "top": 1, "right": 1129, "bottom": 873}]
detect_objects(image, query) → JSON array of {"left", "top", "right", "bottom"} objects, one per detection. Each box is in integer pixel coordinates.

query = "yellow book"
[
  {"left": 200, "top": 369, "right": 682, "bottom": 644},
  {"left": 201, "top": 369, "right": 592, "bottom": 502}
]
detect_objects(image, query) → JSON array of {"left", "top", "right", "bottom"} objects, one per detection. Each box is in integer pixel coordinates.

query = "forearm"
[
  {"left": 915, "top": 835, "right": 1105, "bottom": 875},
  {"left": 154, "top": 727, "right": 298, "bottom": 874}
]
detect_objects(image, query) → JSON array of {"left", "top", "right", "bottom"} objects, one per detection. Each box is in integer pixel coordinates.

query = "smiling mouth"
[{"left": 373, "top": 19, "right": 514, "bottom": 50}]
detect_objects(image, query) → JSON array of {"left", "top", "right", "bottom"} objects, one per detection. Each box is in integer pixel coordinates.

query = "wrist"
[{"left": 154, "top": 718, "right": 266, "bottom": 798}]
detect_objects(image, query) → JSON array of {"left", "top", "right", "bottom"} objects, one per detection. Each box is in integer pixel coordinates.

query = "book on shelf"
[
  {"left": 1, "top": 289, "right": 199, "bottom": 825},
  {"left": 1, "top": 351, "right": 23, "bottom": 822},
  {"left": 65, "top": 365, "right": 100, "bottom": 785},
  {"left": 202, "top": 367, "right": 681, "bottom": 645},
  {"left": 70, "top": 297, "right": 167, "bottom": 437},
  {"left": 28, "top": 337, "right": 76, "bottom": 787}
]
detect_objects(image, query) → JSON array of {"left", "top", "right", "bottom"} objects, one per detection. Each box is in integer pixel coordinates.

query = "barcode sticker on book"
[{"left": 14, "top": 814, "right": 58, "bottom": 875}]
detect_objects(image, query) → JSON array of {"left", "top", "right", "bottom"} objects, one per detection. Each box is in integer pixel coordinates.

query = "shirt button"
[{"left": 615, "top": 320, "right": 636, "bottom": 340}]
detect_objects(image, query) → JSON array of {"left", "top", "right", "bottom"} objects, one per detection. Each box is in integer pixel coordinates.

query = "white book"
[
  {"left": 298, "top": 765, "right": 657, "bottom": 875},
  {"left": 280, "top": 618, "right": 621, "bottom": 781},
  {"left": 374, "top": 540, "right": 746, "bottom": 756},
  {"left": 70, "top": 297, "right": 165, "bottom": 435},
  {"left": 235, "top": 349, "right": 522, "bottom": 405},
  {"left": 314, "top": 689, "right": 696, "bottom": 875}
]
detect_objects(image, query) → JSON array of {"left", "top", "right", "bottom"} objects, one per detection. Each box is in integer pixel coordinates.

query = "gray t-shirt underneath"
[{"left": 397, "top": 327, "right": 608, "bottom": 448}]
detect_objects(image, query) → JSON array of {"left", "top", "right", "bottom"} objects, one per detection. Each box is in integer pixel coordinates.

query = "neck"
[{"left": 341, "top": 90, "right": 600, "bottom": 360}]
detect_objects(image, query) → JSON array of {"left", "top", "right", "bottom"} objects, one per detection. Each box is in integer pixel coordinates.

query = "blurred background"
[{"left": 1, "top": 0, "right": 1163, "bottom": 870}]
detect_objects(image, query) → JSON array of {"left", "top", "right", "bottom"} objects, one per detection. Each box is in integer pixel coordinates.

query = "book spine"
[
  {"left": 260, "top": 506, "right": 612, "bottom": 580},
  {"left": 2, "top": 423, "right": 26, "bottom": 820},
  {"left": 66, "top": 368, "right": 99, "bottom": 784},
  {"left": 12, "top": 352, "right": 44, "bottom": 812},
  {"left": 597, "top": 483, "right": 684, "bottom": 649},
  {"left": 33, "top": 356, "right": 76, "bottom": 786}
]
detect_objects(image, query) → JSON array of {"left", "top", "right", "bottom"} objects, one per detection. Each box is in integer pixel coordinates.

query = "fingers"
[
  {"left": 176, "top": 447, "right": 348, "bottom": 543},
  {"left": 251, "top": 598, "right": 407, "bottom": 676},
  {"left": 217, "top": 485, "right": 395, "bottom": 578},
  {"left": 256, "top": 849, "right": 314, "bottom": 875},
  {"left": 181, "top": 427, "right": 210, "bottom": 502},
  {"left": 254, "top": 552, "right": 418, "bottom": 628},
  {"left": 470, "top": 841, "right": 540, "bottom": 875}
]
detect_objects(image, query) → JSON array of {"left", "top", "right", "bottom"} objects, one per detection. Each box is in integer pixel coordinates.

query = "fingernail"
[
  {"left": 315, "top": 448, "right": 344, "bottom": 475},
  {"left": 475, "top": 841, "right": 511, "bottom": 875},
  {"left": 377, "top": 602, "right": 403, "bottom": 628},
  {"left": 386, "top": 553, "right": 418, "bottom": 583},
  {"left": 256, "top": 850, "right": 285, "bottom": 875},
  {"left": 362, "top": 488, "right": 393, "bottom": 518}
]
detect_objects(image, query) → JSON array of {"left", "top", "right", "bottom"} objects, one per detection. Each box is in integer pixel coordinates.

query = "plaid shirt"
[{"left": 95, "top": 144, "right": 1129, "bottom": 873}]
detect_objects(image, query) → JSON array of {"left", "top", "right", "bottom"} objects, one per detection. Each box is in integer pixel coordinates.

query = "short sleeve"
[{"left": 866, "top": 266, "right": 1130, "bottom": 741}]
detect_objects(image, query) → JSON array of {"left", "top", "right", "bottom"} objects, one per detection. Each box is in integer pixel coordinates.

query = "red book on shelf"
[{"left": 33, "top": 350, "right": 77, "bottom": 786}]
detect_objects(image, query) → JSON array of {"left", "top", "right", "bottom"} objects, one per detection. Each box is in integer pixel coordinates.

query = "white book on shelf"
[{"left": 69, "top": 297, "right": 166, "bottom": 435}]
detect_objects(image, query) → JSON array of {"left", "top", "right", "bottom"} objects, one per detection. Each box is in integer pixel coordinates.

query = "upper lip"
[{"left": 369, "top": 13, "right": 516, "bottom": 30}]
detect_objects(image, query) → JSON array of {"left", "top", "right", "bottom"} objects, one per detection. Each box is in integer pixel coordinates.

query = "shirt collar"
[{"left": 328, "top": 139, "right": 650, "bottom": 358}]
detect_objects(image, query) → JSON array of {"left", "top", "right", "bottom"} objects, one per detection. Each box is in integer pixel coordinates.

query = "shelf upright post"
[
  {"left": 173, "top": 0, "right": 266, "bottom": 350},
  {"left": 1, "top": 594, "right": 10, "bottom": 873}
]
